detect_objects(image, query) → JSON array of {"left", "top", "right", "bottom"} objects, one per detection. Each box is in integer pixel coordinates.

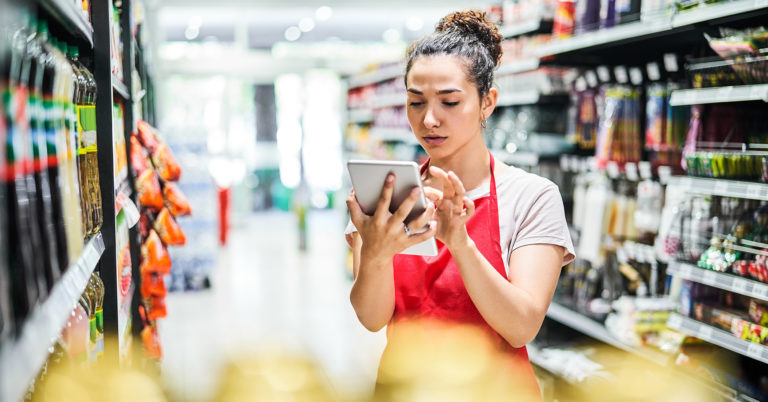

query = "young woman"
[{"left": 345, "top": 10, "right": 575, "bottom": 397}]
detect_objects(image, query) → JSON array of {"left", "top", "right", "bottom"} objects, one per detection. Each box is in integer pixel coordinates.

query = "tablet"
[{"left": 347, "top": 160, "right": 438, "bottom": 256}]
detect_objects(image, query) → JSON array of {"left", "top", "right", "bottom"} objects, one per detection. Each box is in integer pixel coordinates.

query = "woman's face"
[{"left": 405, "top": 55, "right": 494, "bottom": 160}]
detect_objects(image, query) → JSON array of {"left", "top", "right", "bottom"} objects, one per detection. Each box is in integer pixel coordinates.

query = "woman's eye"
[
  {"left": 408, "top": 102, "right": 424, "bottom": 107},
  {"left": 443, "top": 101, "right": 459, "bottom": 107}
]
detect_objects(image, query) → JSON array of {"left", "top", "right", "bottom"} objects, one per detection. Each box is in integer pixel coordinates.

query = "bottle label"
[
  {"left": 89, "top": 317, "right": 98, "bottom": 362},
  {"left": 77, "top": 105, "right": 98, "bottom": 153}
]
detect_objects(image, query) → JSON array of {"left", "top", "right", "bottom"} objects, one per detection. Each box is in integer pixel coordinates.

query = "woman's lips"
[{"left": 423, "top": 136, "right": 447, "bottom": 146}]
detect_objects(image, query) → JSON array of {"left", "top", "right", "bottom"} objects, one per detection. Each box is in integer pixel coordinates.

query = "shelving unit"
[
  {"left": 669, "top": 84, "right": 768, "bottom": 106},
  {"left": 38, "top": 0, "right": 93, "bottom": 46},
  {"left": 348, "top": 63, "right": 404, "bottom": 89},
  {"left": 348, "top": 108, "right": 375, "bottom": 124},
  {"left": 667, "top": 313, "right": 768, "bottom": 365},
  {"left": 500, "top": 18, "right": 552, "bottom": 39},
  {"left": 112, "top": 75, "right": 131, "bottom": 101},
  {"left": 545, "top": 302, "right": 671, "bottom": 365},
  {"left": 537, "top": 0, "right": 768, "bottom": 59},
  {"left": 497, "top": 58, "right": 540, "bottom": 76},
  {"left": 667, "top": 176, "right": 768, "bottom": 201},
  {"left": 496, "top": 91, "right": 568, "bottom": 107},
  {"left": 0, "top": 233, "right": 105, "bottom": 402},
  {"left": 667, "top": 262, "right": 768, "bottom": 302},
  {"left": 369, "top": 127, "right": 418, "bottom": 144},
  {"left": 372, "top": 93, "right": 407, "bottom": 109}
]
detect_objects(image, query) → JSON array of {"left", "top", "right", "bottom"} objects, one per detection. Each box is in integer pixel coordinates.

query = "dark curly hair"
[{"left": 405, "top": 10, "right": 503, "bottom": 98}]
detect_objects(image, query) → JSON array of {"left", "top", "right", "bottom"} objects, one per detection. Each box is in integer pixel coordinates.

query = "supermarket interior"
[{"left": 2, "top": 0, "right": 768, "bottom": 401}]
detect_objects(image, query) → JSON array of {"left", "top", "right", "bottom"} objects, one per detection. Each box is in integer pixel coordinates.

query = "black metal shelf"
[
  {"left": 37, "top": 0, "right": 94, "bottom": 47},
  {"left": 112, "top": 75, "right": 131, "bottom": 101},
  {"left": 500, "top": 19, "right": 554, "bottom": 39},
  {"left": 0, "top": 233, "right": 105, "bottom": 402}
]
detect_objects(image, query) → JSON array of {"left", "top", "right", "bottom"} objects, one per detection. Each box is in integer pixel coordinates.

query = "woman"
[{"left": 345, "top": 10, "right": 575, "bottom": 398}]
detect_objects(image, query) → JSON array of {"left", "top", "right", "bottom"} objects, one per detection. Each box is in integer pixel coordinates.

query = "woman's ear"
[{"left": 481, "top": 87, "right": 498, "bottom": 120}]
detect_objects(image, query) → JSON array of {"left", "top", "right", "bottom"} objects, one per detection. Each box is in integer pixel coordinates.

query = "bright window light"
[
  {"left": 284, "top": 26, "right": 301, "bottom": 41},
  {"left": 315, "top": 6, "right": 332, "bottom": 21},
  {"left": 299, "top": 18, "right": 315, "bottom": 32}
]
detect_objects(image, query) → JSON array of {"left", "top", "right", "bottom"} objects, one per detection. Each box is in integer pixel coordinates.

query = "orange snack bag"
[
  {"left": 140, "top": 230, "right": 172, "bottom": 275},
  {"left": 163, "top": 183, "right": 192, "bottom": 217},
  {"left": 147, "top": 296, "right": 167, "bottom": 320},
  {"left": 141, "top": 273, "right": 167, "bottom": 298},
  {"left": 130, "top": 134, "right": 150, "bottom": 176},
  {"left": 152, "top": 143, "right": 182, "bottom": 182},
  {"left": 137, "top": 120, "right": 160, "bottom": 153},
  {"left": 154, "top": 208, "right": 187, "bottom": 246},
  {"left": 136, "top": 170, "right": 164, "bottom": 210}
]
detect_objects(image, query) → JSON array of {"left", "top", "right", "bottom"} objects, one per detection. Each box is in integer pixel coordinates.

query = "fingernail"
[
  {"left": 412, "top": 187, "right": 421, "bottom": 195},
  {"left": 387, "top": 174, "right": 394, "bottom": 183}
]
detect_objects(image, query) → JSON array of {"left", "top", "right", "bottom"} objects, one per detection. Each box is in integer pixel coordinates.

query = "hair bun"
[{"left": 436, "top": 10, "right": 502, "bottom": 67}]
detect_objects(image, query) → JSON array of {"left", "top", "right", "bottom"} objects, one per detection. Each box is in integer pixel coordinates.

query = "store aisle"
[{"left": 160, "top": 209, "right": 386, "bottom": 401}]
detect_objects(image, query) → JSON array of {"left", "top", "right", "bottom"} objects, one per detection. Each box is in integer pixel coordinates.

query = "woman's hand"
[
  {"left": 427, "top": 166, "right": 475, "bottom": 250},
  {"left": 347, "top": 173, "right": 437, "bottom": 262}
]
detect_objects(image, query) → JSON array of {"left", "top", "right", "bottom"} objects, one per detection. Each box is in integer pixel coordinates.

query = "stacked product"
[{"left": 132, "top": 120, "right": 191, "bottom": 360}]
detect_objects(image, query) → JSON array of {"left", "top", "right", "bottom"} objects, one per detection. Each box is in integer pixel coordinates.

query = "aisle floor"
[{"left": 160, "top": 210, "right": 386, "bottom": 401}]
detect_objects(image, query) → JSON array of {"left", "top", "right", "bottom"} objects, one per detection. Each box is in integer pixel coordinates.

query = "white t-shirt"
[{"left": 346, "top": 165, "right": 576, "bottom": 275}]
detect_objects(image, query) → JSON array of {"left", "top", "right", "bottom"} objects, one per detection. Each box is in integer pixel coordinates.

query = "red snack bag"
[
  {"left": 154, "top": 208, "right": 186, "bottom": 246},
  {"left": 140, "top": 230, "right": 172, "bottom": 275},
  {"left": 139, "top": 212, "right": 152, "bottom": 239},
  {"left": 136, "top": 170, "right": 164, "bottom": 210},
  {"left": 137, "top": 120, "right": 160, "bottom": 153},
  {"left": 147, "top": 296, "right": 167, "bottom": 320},
  {"left": 152, "top": 143, "right": 182, "bottom": 182},
  {"left": 141, "top": 273, "right": 167, "bottom": 298},
  {"left": 130, "top": 134, "right": 150, "bottom": 176},
  {"left": 163, "top": 182, "right": 192, "bottom": 216}
]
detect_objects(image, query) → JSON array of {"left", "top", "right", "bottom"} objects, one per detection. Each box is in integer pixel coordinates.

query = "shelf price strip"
[
  {"left": 667, "top": 314, "right": 768, "bottom": 365},
  {"left": 668, "top": 262, "right": 768, "bottom": 302}
]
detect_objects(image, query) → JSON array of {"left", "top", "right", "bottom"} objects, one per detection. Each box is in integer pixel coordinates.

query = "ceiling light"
[
  {"left": 406, "top": 17, "right": 423, "bottom": 31},
  {"left": 315, "top": 6, "right": 332, "bottom": 21},
  {"left": 184, "top": 26, "right": 199, "bottom": 40},
  {"left": 299, "top": 18, "right": 315, "bottom": 32},
  {"left": 382, "top": 28, "right": 400, "bottom": 44},
  {"left": 284, "top": 26, "right": 301, "bottom": 42}
]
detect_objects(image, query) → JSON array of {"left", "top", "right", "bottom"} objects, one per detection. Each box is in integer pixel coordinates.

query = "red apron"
[{"left": 388, "top": 154, "right": 541, "bottom": 398}]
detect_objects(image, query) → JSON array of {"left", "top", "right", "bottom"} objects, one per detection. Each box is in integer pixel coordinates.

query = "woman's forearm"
[
  {"left": 350, "top": 248, "right": 396, "bottom": 332},
  {"left": 449, "top": 240, "right": 551, "bottom": 347}
]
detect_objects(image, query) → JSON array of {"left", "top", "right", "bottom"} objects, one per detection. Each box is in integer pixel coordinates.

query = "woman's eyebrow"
[{"left": 407, "top": 88, "right": 463, "bottom": 95}]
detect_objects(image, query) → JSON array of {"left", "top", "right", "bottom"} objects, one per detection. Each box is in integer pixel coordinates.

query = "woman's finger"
[
  {"left": 429, "top": 166, "right": 455, "bottom": 205},
  {"left": 392, "top": 186, "right": 421, "bottom": 223},
  {"left": 346, "top": 192, "right": 365, "bottom": 227},
  {"left": 405, "top": 203, "right": 435, "bottom": 234},
  {"left": 375, "top": 173, "right": 395, "bottom": 220},
  {"left": 423, "top": 186, "right": 443, "bottom": 203},
  {"left": 463, "top": 197, "right": 475, "bottom": 221},
  {"left": 448, "top": 171, "right": 466, "bottom": 214}
]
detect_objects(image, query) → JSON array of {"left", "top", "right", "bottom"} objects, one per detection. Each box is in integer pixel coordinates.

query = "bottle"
[
  {"left": 30, "top": 19, "right": 62, "bottom": 291},
  {"left": 67, "top": 45, "right": 93, "bottom": 236},
  {"left": 54, "top": 40, "right": 84, "bottom": 263},
  {"left": 86, "top": 274, "right": 98, "bottom": 362},
  {"left": 92, "top": 272, "right": 105, "bottom": 358},
  {"left": 0, "top": 13, "right": 13, "bottom": 340},
  {"left": 7, "top": 13, "right": 43, "bottom": 323}
]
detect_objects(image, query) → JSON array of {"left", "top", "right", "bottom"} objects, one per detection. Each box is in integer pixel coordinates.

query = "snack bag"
[
  {"left": 136, "top": 170, "right": 164, "bottom": 210},
  {"left": 152, "top": 143, "right": 182, "bottom": 182},
  {"left": 130, "top": 135, "right": 150, "bottom": 176},
  {"left": 141, "top": 322, "right": 163, "bottom": 360},
  {"left": 140, "top": 230, "right": 172, "bottom": 275},
  {"left": 141, "top": 273, "right": 167, "bottom": 298},
  {"left": 137, "top": 120, "right": 160, "bottom": 153},
  {"left": 154, "top": 208, "right": 187, "bottom": 246},
  {"left": 147, "top": 296, "right": 168, "bottom": 320},
  {"left": 163, "top": 182, "right": 192, "bottom": 217}
]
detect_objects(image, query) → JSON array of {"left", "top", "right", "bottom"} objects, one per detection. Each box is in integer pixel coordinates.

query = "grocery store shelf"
[
  {"left": 492, "top": 150, "right": 541, "bottom": 167},
  {"left": 667, "top": 176, "right": 768, "bottom": 201},
  {"left": 0, "top": 232, "right": 105, "bottom": 402},
  {"left": 499, "top": 18, "right": 551, "bottom": 38},
  {"left": 348, "top": 63, "right": 404, "bottom": 88},
  {"left": 667, "top": 313, "right": 768, "bottom": 365},
  {"left": 667, "top": 261, "right": 768, "bottom": 302},
  {"left": 136, "top": 89, "right": 146, "bottom": 102},
  {"left": 497, "top": 91, "right": 569, "bottom": 106},
  {"left": 497, "top": 58, "right": 540, "bottom": 76},
  {"left": 538, "top": 0, "right": 768, "bottom": 58},
  {"left": 546, "top": 302, "right": 670, "bottom": 365},
  {"left": 348, "top": 108, "right": 375, "bottom": 124},
  {"left": 112, "top": 76, "right": 130, "bottom": 101},
  {"left": 669, "top": 84, "right": 768, "bottom": 106},
  {"left": 369, "top": 127, "right": 418, "bottom": 144},
  {"left": 38, "top": 0, "right": 94, "bottom": 47},
  {"left": 372, "top": 93, "right": 406, "bottom": 109}
]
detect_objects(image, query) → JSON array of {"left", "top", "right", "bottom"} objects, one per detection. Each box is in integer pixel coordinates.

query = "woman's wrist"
[
  {"left": 360, "top": 247, "right": 394, "bottom": 268},
  {"left": 445, "top": 231, "right": 475, "bottom": 254}
]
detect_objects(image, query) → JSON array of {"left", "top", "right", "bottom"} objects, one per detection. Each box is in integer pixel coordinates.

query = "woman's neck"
[{"left": 427, "top": 136, "right": 491, "bottom": 191}]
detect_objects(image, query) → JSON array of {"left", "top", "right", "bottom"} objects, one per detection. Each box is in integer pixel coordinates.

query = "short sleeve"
[{"left": 511, "top": 184, "right": 575, "bottom": 266}]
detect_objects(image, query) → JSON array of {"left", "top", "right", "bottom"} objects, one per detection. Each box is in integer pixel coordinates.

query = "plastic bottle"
[
  {"left": 67, "top": 45, "right": 94, "bottom": 236},
  {"left": 30, "top": 19, "right": 62, "bottom": 291}
]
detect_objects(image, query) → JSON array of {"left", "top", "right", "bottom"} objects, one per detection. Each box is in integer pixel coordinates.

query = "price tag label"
[
  {"left": 749, "top": 85, "right": 767, "bottom": 99},
  {"left": 629, "top": 67, "right": 644, "bottom": 86},
  {"left": 614, "top": 66, "right": 629, "bottom": 84},
  {"left": 664, "top": 53, "right": 679, "bottom": 72},
  {"left": 586, "top": 71, "right": 599, "bottom": 88},
  {"left": 703, "top": 270, "right": 717, "bottom": 285},
  {"left": 668, "top": 314, "right": 683, "bottom": 328},
  {"left": 714, "top": 181, "right": 729, "bottom": 194},
  {"left": 760, "top": 285, "right": 768, "bottom": 300},
  {"left": 698, "top": 325, "right": 713, "bottom": 340},
  {"left": 681, "top": 264, "right": 693, "bottom": 278},
  {"left": 597, "top": 66, "right": 611, "bottom": 83},
  {"left": 747, "top": 185, "right": 763, "bottom": 199},
  {"left": 646, "top": 62, "right": 661, "bottom": 81},
  {"left": 731, "top": 278, "right": 748, "bottom": 294},
  {"left": 746, "top": 342, "right": 763, "bottom": 359}
]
